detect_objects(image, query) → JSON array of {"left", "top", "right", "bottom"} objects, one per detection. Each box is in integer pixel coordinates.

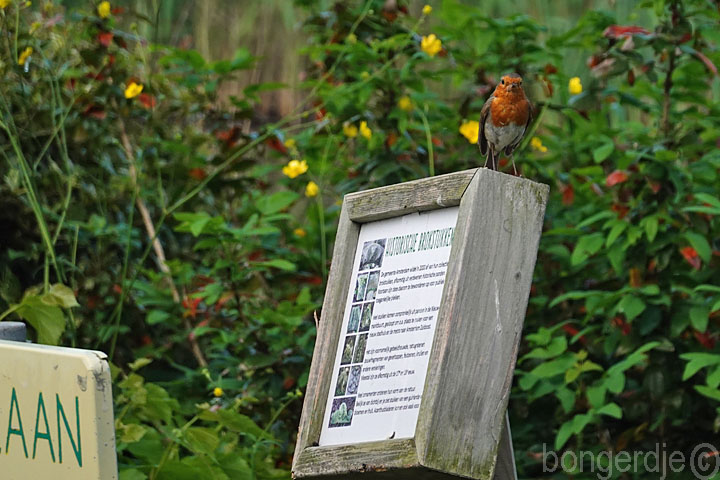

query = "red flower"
[
  {"left": 188, "top": 168, "right": 207, "bottom": 180},
  {"left": 265, "top": 136, "right": 288, "bottom": 154},
  {"left": 215, "top": 126, "right": 241, "bottom": 148},
  {"left": 562, "top": 324, "right": 587, "bottom": 345},
  {"left": 694, "top": 330, "right": 716, "bottom": 350},
  {"left": 612, "top": 203, "right": 630, "bottom": 219},
  {"left": 606, "top": 170, "right": 628, "bottom": 187},
  {"left": 603, "top": 25, "right": 651, "bottom": 39},
  {"left": 611, "top": 316, "right": 632, "bottom": 336},
  {"left": 97, "top": 31, "right": 113, "bottom": 47},
  {"left": 561, "top": 184, "right": 574, "bottom": 205},
  {"left": 680, "top": 246, "right": 701, "bottom": 270},
  {"left": 182, "top": 297, "right": 202, "bottom": 319},
  {"left": 138, "top": 93, "right": 157, "bottom": 108}
]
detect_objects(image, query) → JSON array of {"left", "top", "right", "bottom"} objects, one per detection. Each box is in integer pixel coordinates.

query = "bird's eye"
[{"left": 501, "top": 79, "right": 505, "bottom": 85}]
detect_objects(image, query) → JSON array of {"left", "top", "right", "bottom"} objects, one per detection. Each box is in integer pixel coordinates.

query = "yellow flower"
[
  {"left": 421, "top": 34, "right": 442, "bottom": 57},
  {"left": 305, "top": 181, "right": 319, "bottom": 197},
  {"left": 343, "top": 122, "right": 358, "bottom": 138},
  {"left": 284, "top": 138, "right": 296, "bottom": 149},
  {"left": 360, "top": 71, "right": 370, "bottom": 80},
  {"left": 282, "top": 159, "right": 308, "bottom": 179},
  {"left": 459, "top": 120, "right": 479, "bottom": 144},
  {"left": 422, "top": 4, "right": 432, "bottom": 15},
  {"left": 294, "top": 228, "right": 306, "bottom": 238},
  {"left": 97, "top": 1, "right": 111, "bottom": 18},
  {"left": 24, "top": 0, "right": 30, "bottom": 6},
  {"left": 359, "top": 121, "right": 372, "bottom": 140},
  {"left": 0, "top": 0, "right": 10, "bottom": 8},
  {"left": 347, "top": 33, "right": 357, "bottom": 44},
  {"left": 30, "top": 22, "right": 41, "bottom": 34},
  {"left": 213, "top": 387, "right": 223, "bottom": 397},
  {"left": 125, "top": 82, "right": 143, "bottom": 99},
  {"left": 530, "top": 136, "right": 548, "bottom": 153},
  {"left": 397, "top": 96, "right": 413, "bottom": 112},
  {"left": 569, "top": 76, "right": 582, "bottom": 95},
  {"left": 18, "top": 47, "right": 32, "bottom": 66}
]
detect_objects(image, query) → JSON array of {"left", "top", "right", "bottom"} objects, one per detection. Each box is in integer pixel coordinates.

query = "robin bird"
[{"left": 478, "top": 73, "right": 532, "bottom": 175}]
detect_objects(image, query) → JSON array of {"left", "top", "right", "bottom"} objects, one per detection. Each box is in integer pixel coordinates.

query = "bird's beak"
[{"left": 510, "top": 83, "right": 519, "bottom": 90}]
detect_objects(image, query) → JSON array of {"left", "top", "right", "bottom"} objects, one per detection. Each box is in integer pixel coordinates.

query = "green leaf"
[
  {"left": 256, "top": 191, "right": 299, "bottom": 215},
  {"left": 695, "top": 385, "right": 720, "bottom": 402},
  {"left": 215, "top": 410, "right": 272, "bottom": 439},
  {"left": 530, "top": 354, "right": 577, "bottom": 379},
  {"left": 586, "top": 384, "right": 606, "bottom": 408},
  {"left": 146, "top": 310, "right": 171, "bottom": 325},
  {"left": 555, "top": 419, "right": 574, "bottom": 450},
  {"left": 571, "top": 233, "right": 604, "bottom": 266},
  {"left": 690, "top": 306, "right": 710, "bottom": 332},
  {"left": 16, "top": 295, "right": 65, "bottom": 345},
  {"left": 606, "top": 372, "right": 625, "bottom": 394},
  {"left": 596, "top": 402, "right": 622, "bottom": 419},
  {"left": 257, "top": 259, "right": 297, "bottom": 271},
  {"left": 679, "top": 353, "right": 720, "bottom": 381},
  {"left": 119, "top": 468, "right": 148, "bottom": 480},
  {"left": 643, "top": 216, "right": 658, "bottom": 242},
  {"left": 42, "top": 283, "right": 79, "bottom": 308},
  {"left": 184, "top": 427, "right": 220, "bottom": 456},
  {"left": 618, "top": 295, "right": 646, "bottom": 321},
  {"left": 120, "top": 423, "right": 148, "bottom": 443},
  {"left": 593, "top": 142, "right": 614, "bottom": 163},
  {"left": 605, "top": 221, "right": 627, "bottom": 247},
  {"left": 550, "top": 290, "right": 603, "bottom": 308},
  {"left": 685, "top": 232, "right": 712, "bottom": 263},
  {"left": 556, "top": 386, "right": 576, "bottom": 413},
  {"left": 129, "top": 358, "right": 153, "bottom": 371}
]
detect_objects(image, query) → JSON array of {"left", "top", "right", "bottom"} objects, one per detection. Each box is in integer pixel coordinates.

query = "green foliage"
[{"left": 1, "top": 0, "right": 719, "bottom": 478}]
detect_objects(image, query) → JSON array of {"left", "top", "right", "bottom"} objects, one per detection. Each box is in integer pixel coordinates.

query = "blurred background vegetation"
[{"left": 1, "top": 0, "right": 719, "bottom": 479}]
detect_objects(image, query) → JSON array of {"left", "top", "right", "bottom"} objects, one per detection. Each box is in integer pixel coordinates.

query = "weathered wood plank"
[
  {"left": 416, "top": 169, "right": 549, "bottom": 479},
  {"left": 492, "top": 414, "right": 518, "bottom": 480},
  {"left": 292, "top": 204, "right": 360, "bottom": 463},
  {"left": 345, "top": 169, "right": 477, "bottom": 223},
  {"left": 293, "top": 439, "right": 420, "bottom": 479}
]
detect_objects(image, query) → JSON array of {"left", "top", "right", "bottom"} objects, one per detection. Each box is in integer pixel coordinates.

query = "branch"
[{"left": 119, "top": 120, "right": 208, "bottom": 368}]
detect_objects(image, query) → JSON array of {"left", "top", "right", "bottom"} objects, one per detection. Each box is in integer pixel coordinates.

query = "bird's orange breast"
[{"left": 490, "top": 96, "right": 530, "bottom": 128}]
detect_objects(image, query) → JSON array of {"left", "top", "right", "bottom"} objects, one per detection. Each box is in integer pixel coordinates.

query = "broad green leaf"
[
  {"left": 606, "top": 372, "right": 625, "bottom": 394},
  {"left": 695, "top": 385, "right": 720, "bottom": 402},
  {"left": 593, "top": 142, "right": 614, "bottom": 163},
  {"left": 550, "top": 291, "right": 603, "bottom": 308},
  {"left": 596, "top": 402, "right": 622, "bottom": 419},
  {"left": 685, "top": 232, "right": 712, "bottom": 263},
  {"left": 120, "top": 423, "right": 148, "bottom": 443},
  {"left": 643, "top": 216, "right": 658, "bottom": 242},
  {"left": 42, "top": 283, "right": 79, "bottom": 308},
  {"left": 690, "top": 306, "right": 710, "bottom": 332},
  {"left": 256, "top": 191, "right": 299, "bottom": 215},
  {"left": 555, "top": 419, "right": 574, "bottom": 450},
  {"left": 16, "top": 295, "right": 65, "bottom": 345},
  {"left": 586, "top": 384, "right": 606, "bottom": 408},
  {"left": 556, "top": 386, "right": 575, "bottom": 413},
  {"left": 605, "top": 221, "right": 627, "bottom": 247},
  {"left": 618, "top": 295, "right": 646, "bottom": 321},
  {"left": 521, "top": 336, "right": 567, "bottom": 362},
  {"left": 257, "top": 259, "right": 297, "bottom": 271},
  {"left": 119, "top": 468, "right": 147, "bottom": 480},
  {"left": 577, "top": 211, "right": 614, "bottom": 229},
  {"left": 571, "top": 233, "right": 604, "bottom": 266},
  {"left": 679, "top": 353, "right": 720, "bottom": 380},
  {"left": 184, "top": 427, "right": 220, "bottom": 456},
  {"left": 146, "top": 310, "right": 171, "bottom": 325},
  {"left": 215, "top": 410, "right": 272, "bottom": 439},
  {"left": 530, "top": 354, "right": 577, "bottom": 379},
  {"left": 129, "top": 357, "right": 153, "bottom": 371}
]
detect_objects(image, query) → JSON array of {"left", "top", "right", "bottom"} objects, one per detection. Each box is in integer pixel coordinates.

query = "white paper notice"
[{"left": 319, "top": 207, "right": 459, "bottom": 446}]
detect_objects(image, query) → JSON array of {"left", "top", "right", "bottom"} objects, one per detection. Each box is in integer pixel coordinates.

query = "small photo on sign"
[
  {"left": 359, "top": 302, "right": 374, "bottom": 332},
  {"left": 347, "top": 365, "right": 362, "bottom": 395},
  {"left": 353, "top": 273, "right": 369, "bottom": 302},
  {"left": 359, "top": 238, "right": 386, "bottom": 271},
  {"left": 353, "top": 333, "right": 368, "bottom": 363},
  {"left": 364, "top": 270, "right": 380, "bottom": 301},
  {"left": 347, "top": 304, "right": 362, "bottom": 333},
  {"left": 328, "top": 397, "right": 356, "bottom": 428},
  {"left": 335, "top": 366, "right": 350, "bottom": 396},
  {"left": 340, "top": 335, "right": 356, "bottom": 365}
]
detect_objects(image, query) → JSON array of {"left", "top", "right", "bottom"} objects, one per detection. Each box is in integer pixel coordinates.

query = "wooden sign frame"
[{"left": 293, "top": 168, "right": 549, "bottom": 480}]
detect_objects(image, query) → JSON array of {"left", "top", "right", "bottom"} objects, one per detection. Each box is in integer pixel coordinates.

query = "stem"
[
  {"left": 418, "top": 106, "right": 434, "bottom": 176},
  {"left": 661, "top": 48, "right": 676, "bottom": 141},
  {"left": 0, "top": 304, "right": 21, "bottom": 322}
]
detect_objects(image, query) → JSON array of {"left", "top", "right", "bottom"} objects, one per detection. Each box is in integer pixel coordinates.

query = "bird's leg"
[
  {"left": 483, "top": 154, "right": 489, "bottom": 169},
  {"left": 511, "top": 155, "right": 518, "bottom": 176}
]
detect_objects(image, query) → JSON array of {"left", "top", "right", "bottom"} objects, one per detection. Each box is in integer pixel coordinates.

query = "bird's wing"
[
  {"left": 478, "top": 95, "right": 493, "bottom": 156},
  {"left": 504, "top": 100, "right": 533, "bottom": 156}
]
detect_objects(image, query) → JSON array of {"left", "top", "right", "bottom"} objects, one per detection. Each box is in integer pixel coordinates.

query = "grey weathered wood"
[
  {"left": 294, "top": 205, "right": 360, "bottom": 459},
  {"left": 345, "top": 169, "right": 476, "bottom": 223},
  {"left": 292, "top": 168, "right": 549, "bottom": 480},
  {"left": 415, "top": 168, "right": 548, "bottom": 479},
  {"left": 492, "top": 414, "right": 518, "bottom": 480}
]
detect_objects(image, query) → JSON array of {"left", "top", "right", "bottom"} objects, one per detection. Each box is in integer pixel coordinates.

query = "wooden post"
[{"left": 293, "top": 169, "right": 549, "bottom": 480}]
